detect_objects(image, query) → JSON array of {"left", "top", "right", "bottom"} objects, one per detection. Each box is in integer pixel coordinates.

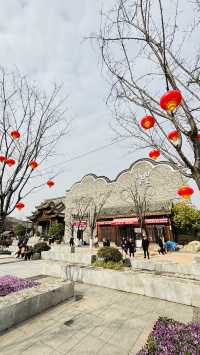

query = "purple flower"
[
  {"left": 0, "top": 275, "right": 39, "bottom": 297},
  {"left": 136, "top": 317, "right": 200, "bottom": 354}
]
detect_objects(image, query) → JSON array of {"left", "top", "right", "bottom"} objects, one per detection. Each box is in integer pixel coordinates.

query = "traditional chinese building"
[
  {"left": 65, "top": 159, "right": 186, "bottom": 244},
  {"left": 29, "top": 197, "right": 65, "bottom": 236}
]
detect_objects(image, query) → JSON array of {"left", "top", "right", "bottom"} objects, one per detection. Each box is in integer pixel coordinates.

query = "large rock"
[{"left": 181, "top": 241, "right": 200, "bottom": 253}]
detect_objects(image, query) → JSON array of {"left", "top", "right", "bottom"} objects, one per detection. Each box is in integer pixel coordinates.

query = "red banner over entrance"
[{"left": 97, "top": 217, "right": 168, "bottom": 226}]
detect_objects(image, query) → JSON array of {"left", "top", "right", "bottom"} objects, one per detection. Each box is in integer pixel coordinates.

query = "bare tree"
[
  {"left": 70, "top": 197, "right": 91, "bottom": 238},
  {"left": 65, "top": 209, "right": 75, "bottom": 238},
  {"left": 96, "top": 0, "right": 200, "bottom": 190},
  {"left": 87, "top": 191, "right": 111, "bottom": 243},
  {"left": 0, "top": 68, "right": 69, "bottom": 233},
  {"left": 121, "top": 182, "right": 150, "bottom": 233}
]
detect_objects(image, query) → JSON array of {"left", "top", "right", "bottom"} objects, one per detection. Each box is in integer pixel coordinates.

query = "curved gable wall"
[{"left": 65, "top": 159, "right": 185, "bottom": 218}]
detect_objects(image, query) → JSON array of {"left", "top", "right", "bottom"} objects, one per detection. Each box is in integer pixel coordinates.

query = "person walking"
[
  {"left": 158, "top": 236, "right": 165, "bottom": 255},
  {"left": 142, "top": 235, "right": 150, "bottom": 259},
  {"left": 69, "top": 236, "right": 75, "bottom": 253},
  {"left": 94, "top": 235, "right": 99, "bottom": 248},
  {"left": 128, "top": 238, "right": 135, "bottom": 258}
]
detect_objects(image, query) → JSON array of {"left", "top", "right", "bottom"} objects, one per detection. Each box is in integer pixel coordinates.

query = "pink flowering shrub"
[
  {"left": 137, "top": 317, "right": 200, "bottom": 355},
  {"left": 0, "top": 275, "right": 39, "bottom": 296}
]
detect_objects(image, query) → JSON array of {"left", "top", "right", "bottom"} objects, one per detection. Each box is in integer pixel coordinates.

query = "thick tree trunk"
[
  {"left": 0, "top": 214, "right": 5, "bottom": 235},
  {"left": 193, "top": 171, "right": 200, "bottom": 192}
]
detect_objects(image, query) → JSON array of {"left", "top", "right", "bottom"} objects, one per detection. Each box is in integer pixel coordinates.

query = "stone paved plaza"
[{"left": 0, "top": 259, "right": 195, "bottom": 355}]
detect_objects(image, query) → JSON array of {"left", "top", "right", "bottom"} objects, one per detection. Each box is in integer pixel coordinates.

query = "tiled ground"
[{"left": 0, "top": 281, "right": 194, "bottom": 355}]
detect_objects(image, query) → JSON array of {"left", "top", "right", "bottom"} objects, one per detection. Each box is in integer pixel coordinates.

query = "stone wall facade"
[{"left": 65, "top": 159, "right": 185, "bottom": 242}]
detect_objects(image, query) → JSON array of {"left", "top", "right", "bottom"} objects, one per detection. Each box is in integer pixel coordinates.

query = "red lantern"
[
  {"left": 15, "top": 202, "right": 25, "bottom": 210},
  {"left": 177, "top": 186, "right": 194, "bottom": 200},
  {"left": 140, "top": 115, "right": 155, "bottom": 129},
  {"left": 160, "top": 90, "right": 182, "bottom": 112},
  {"left": 10, "top": 130, "right": 20, "bottom": 139},
  {"left": 149, "top": 149, "right": 160, "bottom": 160},
  {"left": 5, "top": 158, "right": 16, "bottom": 167},
  {"left": 168, "top": 130, "right": 180, "bottom": 142},
  {"left": 29, "top": 160, "right": 38, "bottom": 169},
  {"left": 47, "top": 180, "right": 55, "bottom": 188},
  {"left": 0, "top": 155, "right": 6, "bottom": 163}
]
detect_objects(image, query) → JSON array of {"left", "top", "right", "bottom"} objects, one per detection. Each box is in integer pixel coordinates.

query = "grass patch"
[{"left": 92, "top": 260, "right": 124, "bottom": 270}]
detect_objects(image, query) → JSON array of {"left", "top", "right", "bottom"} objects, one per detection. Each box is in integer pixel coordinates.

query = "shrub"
[
  {"left": 137, "top": 317, "right": 200, "bottom": 354},
  {"left": 33, "top": 242, "right": 50, "bottom": 254},
  {"left": 93, "top": 260, "right": 123, "bottom": 270},
  {"left": 97, "top": 247, "right": 122, "bottom": 263}
]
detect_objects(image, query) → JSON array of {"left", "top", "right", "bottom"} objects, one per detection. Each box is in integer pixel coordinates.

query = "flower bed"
[
  {"left": 0, "top": 275, "right": 39, "bottom": 297},
  {"left": 137, "top": 317, "right": 200, "bottom": 355}
]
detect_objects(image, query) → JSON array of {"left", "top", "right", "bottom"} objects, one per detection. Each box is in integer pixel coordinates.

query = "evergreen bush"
[{"left": 97, "top": 246, "right": 122, "bottom": 263}]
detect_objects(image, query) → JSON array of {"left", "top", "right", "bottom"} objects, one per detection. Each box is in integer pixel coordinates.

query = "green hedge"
[
  {"left": 97, "top": 247, "right": 122, "bottom": 263},
  {"left": 33, "top": 242, "right": 50, "bottom": 254}
]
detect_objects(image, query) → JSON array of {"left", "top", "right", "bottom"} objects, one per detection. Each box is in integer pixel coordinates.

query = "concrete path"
[
  {"left": 0, "top": 259, "right": 43, "bottom": 278},
  {"left": 0, "top": 282, "right": 194, "bottom": 355}
]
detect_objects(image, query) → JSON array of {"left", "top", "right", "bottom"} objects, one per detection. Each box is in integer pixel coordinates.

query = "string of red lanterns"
[
  {"left": 10, "top": 130, "right": 21, "bottom": 139},
  {"left": 0, "top": 155, "right": 6, "bottom": 163},
  {"left": 177, "top": 186, "right": 194, "bottom": 200},
  {"left": 5, "top": 158, "right": 16, "bottom": 167},
  {"left": 15, "top": 202, "right": 25, "bottom": 210},
  {"left": 47, "top": 180, "right": 55, "bottom": 188},
  {"left": 140, "top": 115, "right": 155, "bottom": 129},
  {"left": 160, "top": 90, "right": 182, "bottom": 112},
  {"left": 167, "top": 130, "right": 180, "bottom": 143},
  {"left": 29, "top": 160, "right": 39, "bottom": 169},
  {"left": 148, "top": 149, "right": 160, "bottom": 160}
]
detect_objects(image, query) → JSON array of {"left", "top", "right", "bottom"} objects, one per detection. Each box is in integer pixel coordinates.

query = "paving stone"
[{"left": 0, "top": 261, "right": 195, "bottom": 355}]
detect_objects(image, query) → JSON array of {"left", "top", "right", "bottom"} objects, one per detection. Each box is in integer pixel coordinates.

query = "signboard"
[
  {"left": 72, "top": 220, "right": 87, "bottom": 228},
  {"left": 97, "top": 217, "right": 168, "bottom": 226}
]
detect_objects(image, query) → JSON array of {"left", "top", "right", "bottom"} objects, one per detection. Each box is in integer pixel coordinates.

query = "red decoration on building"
[
  {"left": 29, "top": 160, "right": 38, "bottom": 169},
  {"left": 149, "top": 149, "right": 160, "bottom": 160},
  {"left": 10, "top": 130, "right": 20, "bottom": 139},
  {"left": 196, "top": 133, "right": 200, "bottom": 140},
  {"left": 177, "top": 186, "right": 194, "bottom": 200},
  {"left": 140, "top": 115, "right": 156, "bottom": 129},
  {"left": 0, "top": 155, "right": 6, "bottom": 163},
  {"left": 5, "top": 158, "right": 16, "bottom": 167},
  {"left": 167, "top": 130, "right": 180, "bottom": 142},
  {"left": 160, "top": 90, "right": 182, "bottom": 112},
  {"left": 15, "top": 202, "right": 25, "bottom": 210},
  {"left": 47, "top": 180, "right": 55, "bottom": 188}
]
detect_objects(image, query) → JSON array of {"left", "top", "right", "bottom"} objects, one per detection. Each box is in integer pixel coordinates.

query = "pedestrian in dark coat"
[
  {"left": 142, "top": 236, "right": 150, "bottom": 259},
  {"left": 158, "top": 237, "right": 165, "bottom": 255},
  {"left": 128, "top": 238, "right": 135, "bottom": 258}
]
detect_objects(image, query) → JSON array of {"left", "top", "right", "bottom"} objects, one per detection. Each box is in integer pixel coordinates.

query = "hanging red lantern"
[
  {"left": 10, "top": 130, "right": 20, "bottom": 139},
  {"left": 5, "top": 158, "right": 16, "bottom": 167},
  {"left": 47, "top": 180, "right": 55, "bottom": 188},
  {"left": 168, "top": 130, "right": 180, "bottom": 142},
  {"left": 149, "top": 149, "right": 160, "bottom": 160},
  {"left": 0, "top": 155, "right": 6, "bottom": 163},
  {"left": 29, "top": 160, "right": 38, "bottom": 169},
  {"left": 177, "top": 186, "right": 194, "bottom": 200},
  {"left": 160, "top": 90, "right": 182, "bottom": 112},
  {"left": 15, "top": 202, "right": 25, "bottom": 210},
  {"left": 140, "top": 115, "right": 155, "bottom": 129}
]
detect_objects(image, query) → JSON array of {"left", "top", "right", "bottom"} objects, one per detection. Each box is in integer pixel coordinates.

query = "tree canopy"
[{"left": 172, "top": 202, "right": 200, "bottom": 232}]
